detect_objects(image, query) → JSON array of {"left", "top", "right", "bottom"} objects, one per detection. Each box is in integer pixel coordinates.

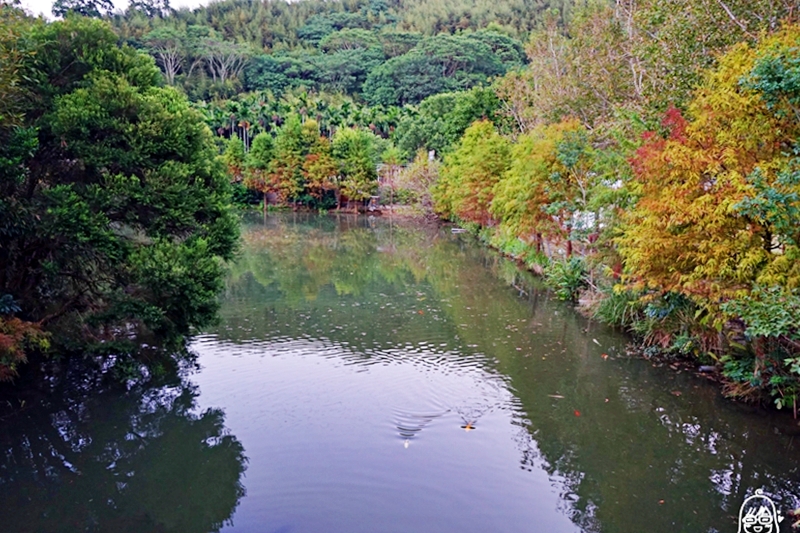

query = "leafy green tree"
[
  {"left": 433, "top": 119, "right": 511, "bottom": 225},
  {"left": 394, "top": 86, "right": 501, "bottom": 159},
  {"left": 52, "top": 0, "right": 112, "bottom": 18},
  {"left": 143, "top": 25, "right": 185, "bottom": 85},
  {"left": 363, "top": 34, "right": 505, "bottom": 106},
  {"left": 302, "top": 134, "right": 339, "bottom": 206},
  {"left": 297, "top": 11, "right": 369, "bottom": 45},
  {"left": 222, "top": 136, "right": 245, "bottom": 180},
  {"left": 313, "top": 46, "right": 385, "bottom": 95},
  {"left": 246, "top": 131, "right": 275, "bottom": 170},
  {"left": 466, "top": 29, "right": 525, "bottom": 69},
  {"left": 243, "top": 53, "right": 315, "bottom": 95},
  {"left": 0, "top": 4, "right": 34, "bottom": 127},
  {"left": 262, "top": 115, "right": 325, "bottom": 203},
  {"left": 332, "top": 127, "right": 381, "bottom": 206},
  {"left": 0, "top": 16, "right": 237, "bottom": 375},
  {"left": 200, "top": 32, "right": 250, "bottom": 85},
  {"left": 243, "top": 132, "right": 277, "bottom": 209},
  {"left": 319, "top": 28, "right": 379, "bottom": 51},
  {"left": 267, "top": 114, "right": 307, "bottom": 202},
  {"left": 377, "top": 28, "right": 422, "bottom": 57}
]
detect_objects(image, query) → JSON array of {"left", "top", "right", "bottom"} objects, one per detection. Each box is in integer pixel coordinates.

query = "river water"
[{"left": 1, "top": 212, "right": 799, "bottom": 533}]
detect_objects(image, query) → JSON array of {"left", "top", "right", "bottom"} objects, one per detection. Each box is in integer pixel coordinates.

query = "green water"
[{"left": 1, "top": 212, "right": 798, "bottom": 533}]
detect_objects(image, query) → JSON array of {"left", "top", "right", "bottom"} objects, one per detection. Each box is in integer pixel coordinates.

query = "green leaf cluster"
[{"left": 0, "top": 15, "right": 238, "bottom": 373}]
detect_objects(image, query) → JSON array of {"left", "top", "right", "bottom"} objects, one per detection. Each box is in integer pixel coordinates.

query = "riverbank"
[{"left": 432, "top": 219, "right": 797, "bottom": 415}]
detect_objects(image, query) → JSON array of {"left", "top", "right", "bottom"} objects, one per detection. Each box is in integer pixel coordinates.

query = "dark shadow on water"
[{"left": 0, "top": 358, "right": 247, "bottom": 533}]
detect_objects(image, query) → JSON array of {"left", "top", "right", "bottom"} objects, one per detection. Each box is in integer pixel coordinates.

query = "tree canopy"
[{"left": 0, "top": 13, "right": 237, "bottom": 377}]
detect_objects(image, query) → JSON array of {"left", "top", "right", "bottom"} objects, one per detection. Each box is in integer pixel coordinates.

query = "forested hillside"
[{"left": 108, "top": 0, "right": 533, "bottom": 102}]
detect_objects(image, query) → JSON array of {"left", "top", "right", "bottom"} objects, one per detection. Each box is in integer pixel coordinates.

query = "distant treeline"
[{"left": 108, "top": 0, "right": 542, "bottom": 102}]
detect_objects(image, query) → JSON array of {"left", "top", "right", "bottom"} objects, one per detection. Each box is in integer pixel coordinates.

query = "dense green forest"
[
  {"left": 0, "top": 7, "right": 238, "bottom": 380},
  {"left": 2, "top": 0, "right": 800, "bottom": 413}
]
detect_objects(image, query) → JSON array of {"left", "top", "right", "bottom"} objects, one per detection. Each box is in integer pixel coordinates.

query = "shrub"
[{"left": 545, "top": 257, "right": 587, "bottom": 301}]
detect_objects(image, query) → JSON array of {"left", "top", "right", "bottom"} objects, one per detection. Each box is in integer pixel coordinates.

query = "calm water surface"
[{"left": 2, "top": 213, "right": 799, "bottom": 533}]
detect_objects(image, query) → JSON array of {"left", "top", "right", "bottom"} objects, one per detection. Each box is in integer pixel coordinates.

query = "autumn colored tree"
[
  {"left": 265, "top": 115, "right": 312, "bottom": 202},
  {"left": 491, "top": 120, "right": 592, "bottom": 253},
  {"left": 619, "top": 26, "right": 800, "bottom": 307},
  {"left": 302, "top": 134, "right": 339, "bottom": 204},
  {"left": 616, "top": 25, "right": 800, "bottom": 402},
  {"left": 433, "top": 120, "right": 511, "bottom": 226}
]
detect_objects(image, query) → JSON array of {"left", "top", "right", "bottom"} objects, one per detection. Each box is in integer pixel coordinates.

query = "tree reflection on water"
[
  {"left": 217, "top": 212, "right": 800, "bottom": 533},
  {"left": 0, "top": 359, "right": 246, "bottom": 533}
]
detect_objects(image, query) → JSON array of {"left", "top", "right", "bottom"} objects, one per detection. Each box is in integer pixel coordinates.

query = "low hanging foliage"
[
  {"left": 0, "top": 316, "right": 49, "bottom": 381},
  {"left": 0, "top": 15, "right": 238, "bottom": 377}
]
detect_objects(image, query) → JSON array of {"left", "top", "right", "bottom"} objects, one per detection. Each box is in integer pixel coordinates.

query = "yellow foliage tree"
[
  {"left": 491, "top": 119, "right": 591, "bottom": 254},
  {"left": 433, "top": 120, "right": 511, "bottom": 226},
  {"left": 618, "top": 26, "right": 800, "bottom": 309}
]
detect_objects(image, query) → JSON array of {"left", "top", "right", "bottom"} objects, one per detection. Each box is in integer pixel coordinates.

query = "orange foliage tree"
[
  {"left": 0, "top": 315, "right": 49, "bottom": 381},
  {"left": 618, "top": 26, "right": 800, "bottom": 310},
  {"left": 302, "top": 134, "right": 339, "bottom": 202}
]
